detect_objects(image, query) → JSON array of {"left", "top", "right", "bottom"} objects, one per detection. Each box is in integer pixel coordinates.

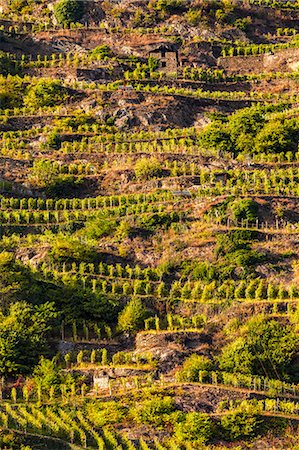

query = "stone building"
[
  {"left": 148, "top": 43, "right": 179, "bottom": 74},
  {"left": 93, "top": 370, "right": 110, "bottom": 391}
]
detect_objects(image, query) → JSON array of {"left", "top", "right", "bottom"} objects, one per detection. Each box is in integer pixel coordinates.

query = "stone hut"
[
  {"left": 148, "top": 43, "right": 179, "bottom": 74},
  {"left": 93, "top": 370, "right": 111, "bottom": 391}
]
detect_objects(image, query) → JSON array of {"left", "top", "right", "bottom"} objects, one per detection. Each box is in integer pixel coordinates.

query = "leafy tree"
[
  {"left": 134, "top": 158, "right": 163, "bottom": 180},
  {"left": 29, "top": 159, "right": 60, "bottom": 188},
  {"left": 255, "top": 119, "right": 299, "bottom": 154},
  {"left": 133, "top": 396, "right": 176, "bottom": 426},
  {"left": 50, "top": 236, "right": 98, "bottom": 263},
  {"left": 198, "top": 122, "right": 232, "bottom": 153},
  {"left": 54, "top": 0, "right": 84, "bottom": 25},
  {"left": 84, "top": 217, "right": 118, "bottom": 240},
  {"left": 174, "top": 412, "right": 214, "bottom": 444},
  {"left": 0, "top": 252, "right": 24, "bottom": 309},
  {"left": 0, "top": 51, "right": 19, "bottom": 76},
  {"left": 149, "top": 0, "right": 186, "bottom": 14},
  {"left": 227, "top": 107, "right": 265, "bottom": 153},
  {"left": 0, "top": 301, "right": 58, "bottom": 376},
  {"left": 177, "top": 354, "right": 214, "bottom": 382},
  {"left": 115, "top": 220, "right": 132, "bottom": 240},
  {"left": 219, "top": 315, "right": 299, "bottom": 379},
  {"left": 230, "top": 198, "right": 258, "bottom": 222},
  {"left": 24, "top": 80, "right": 69, "bottom": 108},
  {"left": 33, "top": 357, "right": 61, "bottom": 391},
  {"left": 118, "top": 298, "right": 147, "bottom": 332},
  {"left": 221, "top": 412, "right": 262, "bottom": 440},
  {"left": 215, "top": 230, "right": 254, "bottom": 258},
  {"left": 86, "top": 401, "right": 126, "bottom": 427},
  {"left": 185, "top": 8, "right": 202, "bottom": 26},
  {"left": 226, "top": 249, "right": 265, "bottom": 271},
  {"left": 198, "top": 105, "right": 299, "bottom": 157},
  {"left": 41, "top": 131, "right": 61, "bottom": 150}
]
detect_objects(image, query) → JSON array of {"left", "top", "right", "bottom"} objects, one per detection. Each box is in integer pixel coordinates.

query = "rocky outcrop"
[{"left": 135, "top": 331, "right": 211, "bottom": 371}]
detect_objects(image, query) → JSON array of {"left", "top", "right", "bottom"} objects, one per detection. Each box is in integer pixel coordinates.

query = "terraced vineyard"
[{"left": 3, "top": 0, "right": 299, "bottom": 449}]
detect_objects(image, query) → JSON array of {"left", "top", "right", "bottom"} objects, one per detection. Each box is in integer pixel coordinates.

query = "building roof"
[{"left": 147, "top": 42, "right": 179, "bottom": 53}]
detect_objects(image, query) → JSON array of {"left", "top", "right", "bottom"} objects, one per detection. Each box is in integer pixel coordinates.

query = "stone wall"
[{"left": 218, "top": 47, "right": 299, "bottom": 74}]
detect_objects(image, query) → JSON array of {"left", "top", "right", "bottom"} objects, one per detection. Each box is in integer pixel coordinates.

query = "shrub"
[
  {"left": 221, "top": 412, "right": 262, "bottom": 440},
  {"left": 150, "top": 0, "right": 186, "bottom": 14},
  {"left": 226, "top": 249, "right": 265, "bottom": 269},
  {"left": 24, "top": 80, "right": 69, "bottom": 108},
  {"left": 117, "top": 297, "right": 147, "bottom": 333},
  {"left": 0, "top": 51, "right": 19, "bottom": 76},
  {"left": 133, "top": 396, "right": 176, "bottom": 426},
  {"left": 115, "top": 220, "right": 132, "bottom": 240},
  {"left": 174, "top": 412, "right": 214, "bottom": 443},
  {"left": 176, "top": 354, "right": 214, "bottom": 382},
  {"left": 54, "top": 0, "right": 84, "bottom": 25},
  {"left": 84, "top": 217, "right": 118, "bottom": 240},
  {"left": 137, "top": 212, "right": 178, "bottom": 232},
  {"left": 218, "top": 316, "right": 299, "bottom": 379},
  {"left": 0, "top": 301, "right": 57, "bottom": 376},
  {"left": 33, "top": 357, "right": 61, "bottom": 391},
  {"left": 86, "top": 401, "right": 126, "bottom": 426},
  {"left": 230, "top": 198, "right": 258, "bottom": 222},
  {"left": 255, "top": 119, "right": 299, "bottom": 154},
  {"left": 134, "top": 158, "right": 163, "bottom": 180},
  {"left": 91, "top": 45, "right": 112, "bottom": 59},
  {"left": 41, "top": 131, "right": 61, "bottom": 150},
  {"left": 29, "top": 159, "right": 60, "bottom": 188},
  {"left": 185, "top": 8, "right": 202, "bottom": 26},
  {"left": 215, "top": 231, "right": 250, "bottom": 258}
]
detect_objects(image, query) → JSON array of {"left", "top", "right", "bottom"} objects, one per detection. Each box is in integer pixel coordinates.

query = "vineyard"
[{"left": 3, "top": 0, "right": 299, "bottom": 449}]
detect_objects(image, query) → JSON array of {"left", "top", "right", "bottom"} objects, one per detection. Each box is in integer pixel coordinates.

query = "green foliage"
[
  {"left": 0, "top": 301, "right": 58, "bottom": 376},
  {"left": 115, "top": 220, "right": 133, "bottom": 240},
  {"left": 215, "top": 230, "right": 255, "bottom": 258},
  {"left": 255, "top": 119, "right": 299, "bottom": 154},
  {"left": 177, "top": 354, "right": 214, "bottom": 382},
  {"left": 24, "top": 80, "right": 69, "bottom": 108},
  {"left": 85, "top": 401, "right": 126, "bottom": 427},
  {"left": 230, "top": 199, "right": 259, "bottom": 222},
  {"left": 29, "top": 159, "right": 79, "bottom": 195},
  {"left": 33, "top": 357, "right": 61, "bottom": 391},
  {"left": 117, "top": 297, "right": 147, "bottom": 332},
  {"left": 219, "top": 315, "right": 299, "bottom": 379},
  {"left": 134, "top": 158, "right": 163, "bottom": 180},
  {"left": 84, "top": 217, "right": 118, "bottom": 240},
  {"left": 50, "top": 236, "right": 98, "bottom": 263},
  {"left": 214, "top": 229, "right": 264, "bottom": 275},
  {"left": 133, "top": 396, "right": 176, "bottom": 426},
  {"left": 0, "top": 76, "right": 23, "bottom": 108},
  {"left": 136, "top": 212, "right": 179, "bottom": 232},
  {"left": 199, "top": 105, "right": 299, "bottom": 156},
  {"left": 198, "top": 122, "right": 233, "bottom": 153},
  {"left": 185, "top": 8, "right": 202, "bottom": 26},
  {"left": 0, "top": 52, "right": 19, "bottom": 76},
  {"left": 91, "top": 45, "right": 112, "bottom": 59},
  {"left": 225, "top": 249, "right": 265, "bottom": 270},
  {"left": 149, "top": 0, "right": 187, "bottom": 14},
  {"left": 174, "top": 412, "right": 214, "bottom": 444},
  {"left": 54, "top": 0, "right": 84, "bottom": 25},
  {"left": 41, "top": 131, "right": 61, "bottom": 150},
  {"left": 220, "top": 412, "right": 262, "bottom": 440}
]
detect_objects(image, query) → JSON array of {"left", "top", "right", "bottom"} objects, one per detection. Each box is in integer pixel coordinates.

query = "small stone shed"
[
  {"left": 148, "top": 43, "right": 179, "bottom": 74},
  {"left": 93, "top": 370, "right": 111, "bottom": 391}
]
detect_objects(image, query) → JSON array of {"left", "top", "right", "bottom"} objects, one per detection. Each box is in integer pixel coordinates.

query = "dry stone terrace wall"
[{"left": 219, "top": 46, "right": 299, "bottom": 73}]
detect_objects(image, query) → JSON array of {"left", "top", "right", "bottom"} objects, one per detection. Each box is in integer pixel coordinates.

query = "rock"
[{"left": 135, "top": 331, "right": 211, "bottom": 371}]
